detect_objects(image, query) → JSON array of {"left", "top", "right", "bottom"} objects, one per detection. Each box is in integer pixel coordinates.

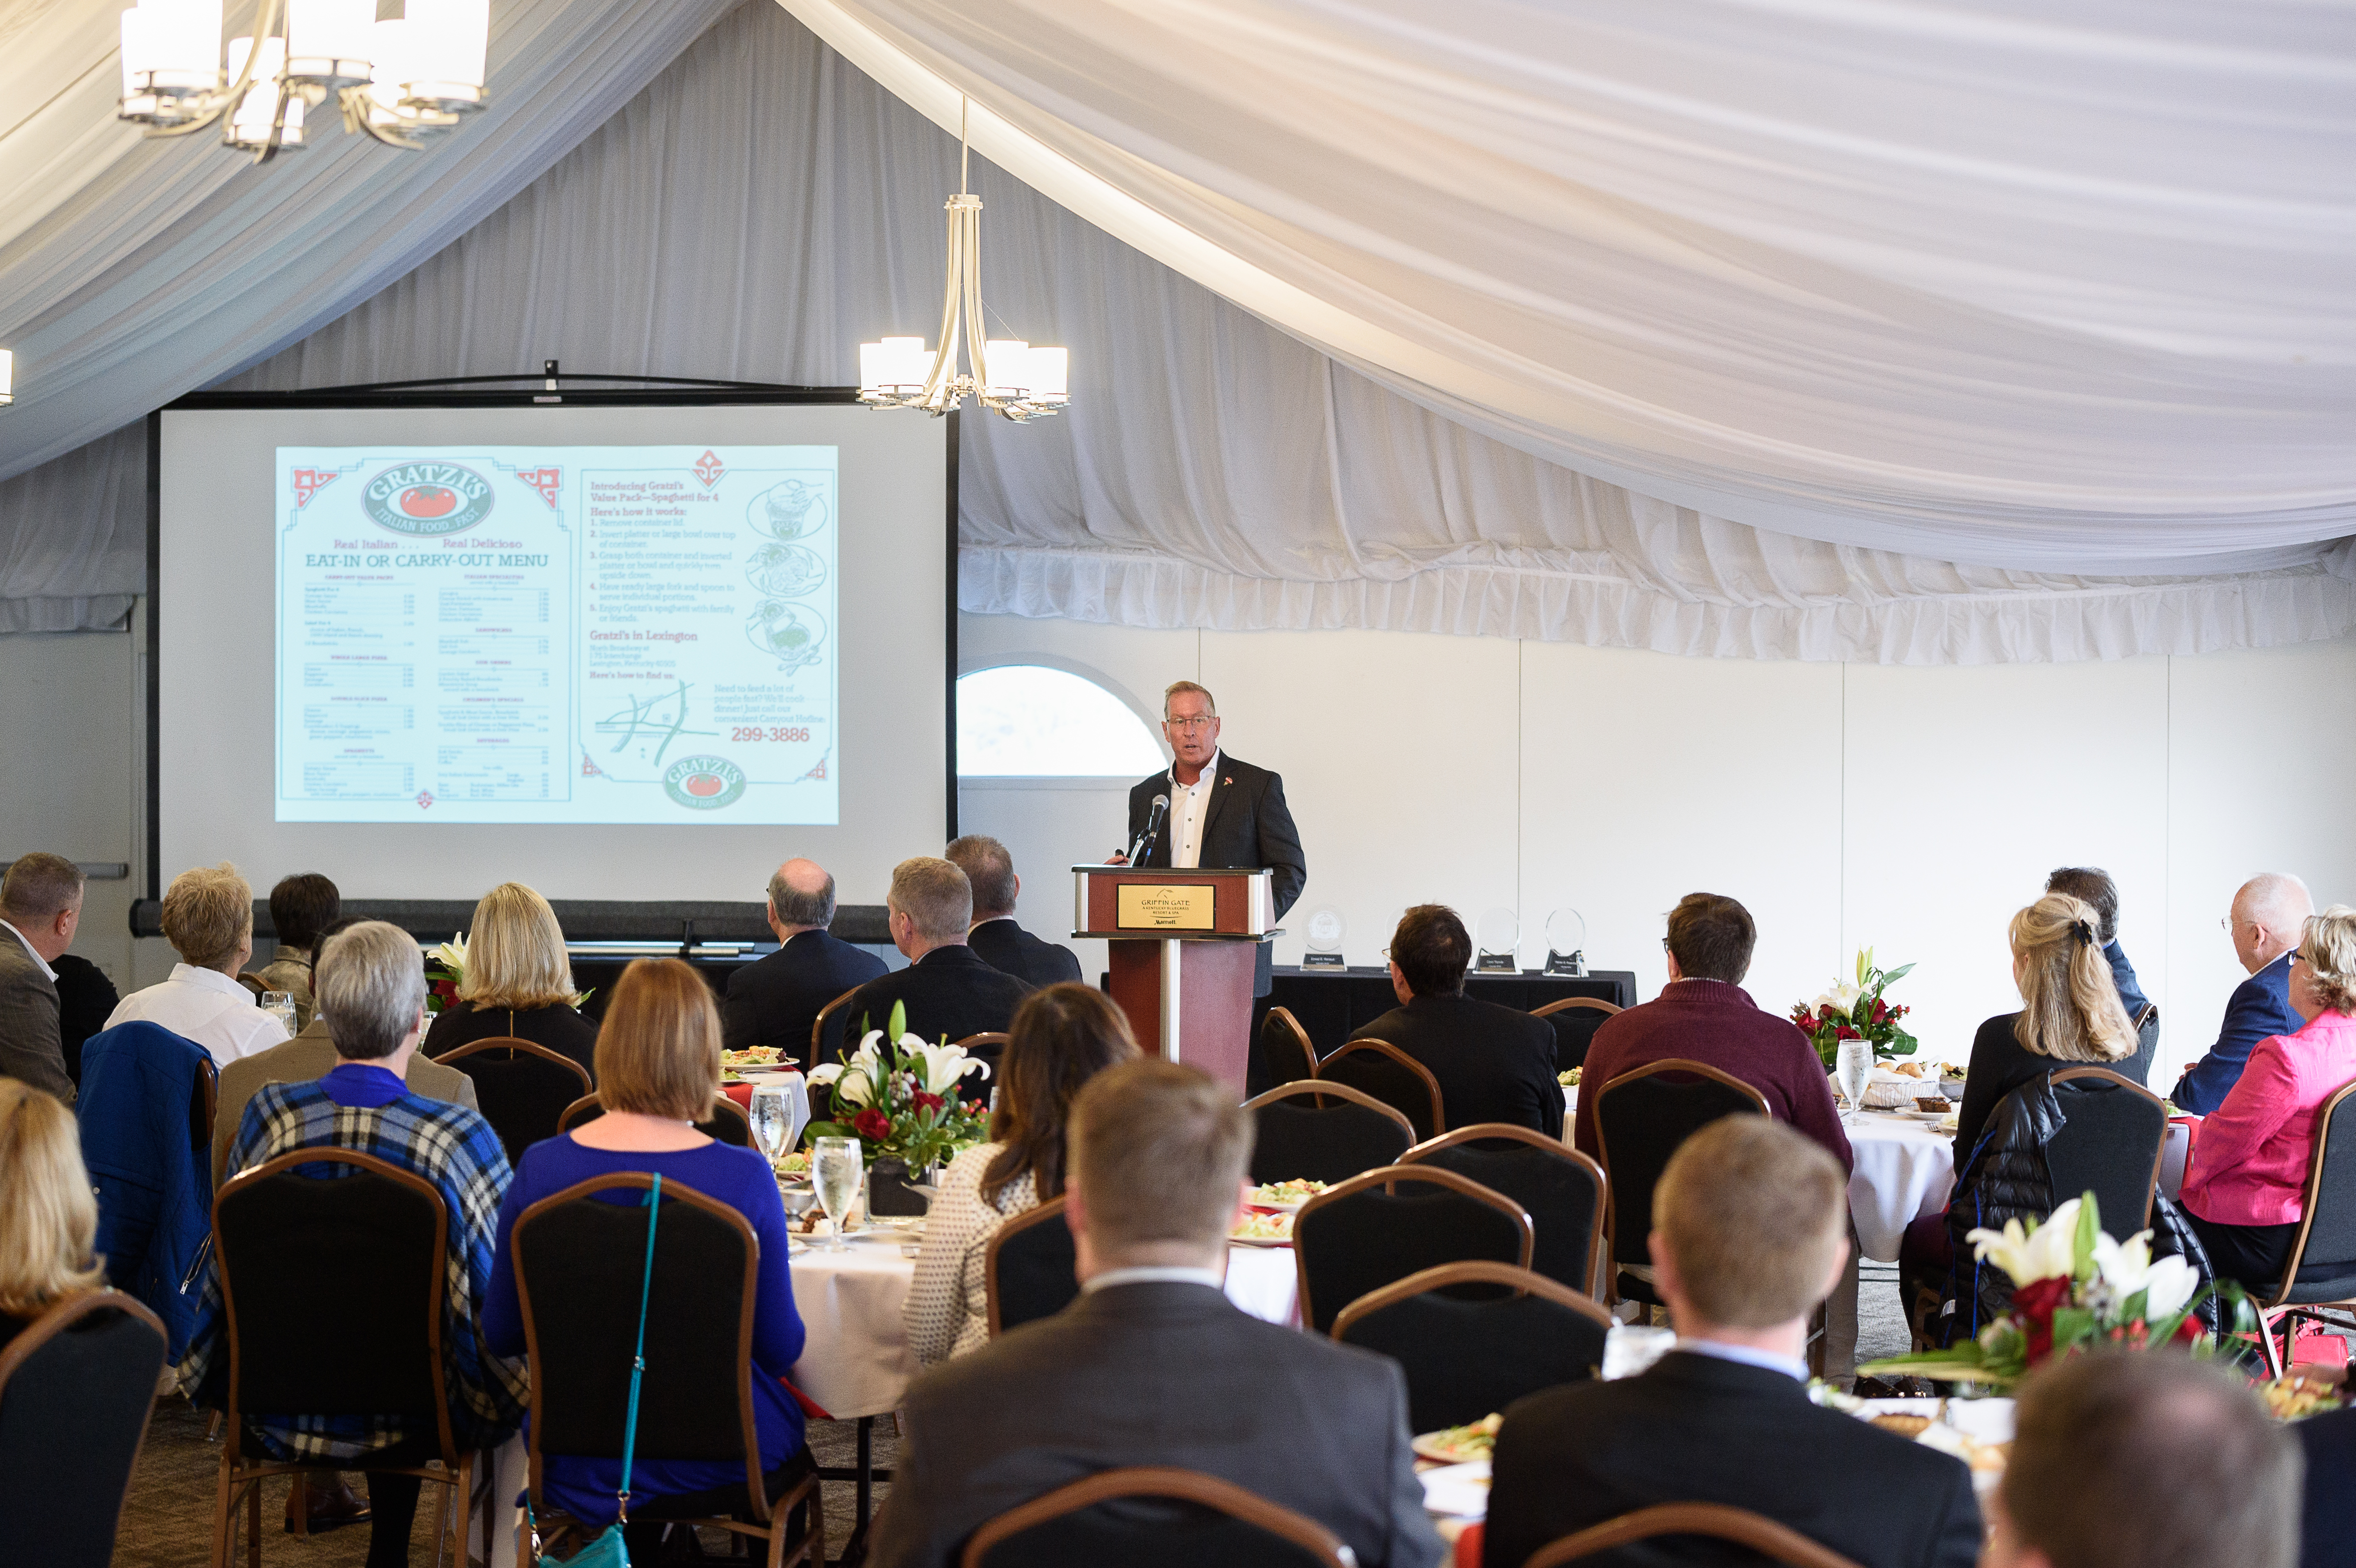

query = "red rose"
[
  {"left": 2174, "top": 1314, "right": 2203, "bottom": 1344},
  {"left": 913, "top": 1090, "right": 944, "bottom": 1115},
  {"left": 851, "top": 1108, "right": 892, "bottom": 1142},
  {"left": 1836, "top": 1024, "right": 1859, "bottom": 1041},
  {"left": 2013, "top": 1276, "right": 2071, "bottom": 1321},
  {"left": 1871, "top": 998, "right": 1889, "bottom": 1024}
]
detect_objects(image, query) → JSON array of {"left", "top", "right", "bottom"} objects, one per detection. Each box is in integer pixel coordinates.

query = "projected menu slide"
[{"left": 275, "top": 444, "right": 840, "bottom": 825}]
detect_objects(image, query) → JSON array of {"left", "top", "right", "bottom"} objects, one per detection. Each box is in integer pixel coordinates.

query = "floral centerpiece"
[
  {"left": 1792, "top": 946, "right": 1917, "bottom": 1067},
  {"left": 1857, "top": 1195, "right": 2230, "bottom": 1394},
  {"left": 804, "top": 1002, "right": 992, "bottom": 1178}
]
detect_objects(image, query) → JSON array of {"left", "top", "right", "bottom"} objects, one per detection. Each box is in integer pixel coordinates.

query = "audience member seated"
[
  {"left": 104, "top": 863, "right": 287, "bottom": 1069},
  {"left": 948, "top": 835, "right": 1083, "bottom": 987},
  {"left": 1484, "top": 1117, "right": 1979, "bottom": 1568},
  {"left": 51, "top": 951, "right": 119, "bottom": 1089},
  {"left": 1352, "top": 904, "right": 1560, "bottom": 1139},
  {"left": 2047, "top": 865, "right": 2149, "bottom": 1021},
  {"left": 249, "top": 871, "right": 339, "bottom": 1033},
  {"left": 213, "top": 917, "right": 481, "bottom": 1186},
  {"left": 0, "top": 1078, "right": 104, "bottom": 1351},
  {"left": 421, "top": 881, "right": 599, "bottom": 1076},
  {"left": 1574, "top": 892, "right": 1850, "bottom": 1170},
  {"left": 905, "top": 984, "right": 1139, "bottom": 1366},
  {"left": 181, "top": 920, "right": 526, "bottom": 1568},
  {"left": 1986, "top": 1353, "right": 2296, "bottom": 1568},
  {"left": 722, "top": 856, "right": 886, "bottom": 1066},
  {"left": 0, "top": 852, "right": 86, "bottom": 1102},
  {"left": 486, "top": 957, "right": 809, "bottom": 1558},
  {"left": 2178, "top": 905, "right": 2356, "bottom": 1292},
  {"left": 2174, "top": 873, "right": 2313, "bottom": 1115},
  {"left": 2293, "top": 1402, "right": 2356, "bottom": 1568},
  {"left": 868, "top": 1059, "right": 1445, "bottom": 1568},
  {"left": 839, "top": 858, "right": 1034, "bottom": 1055}
]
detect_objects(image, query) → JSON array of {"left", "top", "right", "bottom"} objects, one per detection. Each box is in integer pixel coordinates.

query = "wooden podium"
[{"left": 1074, "top": 866, "right": 1278, "bottom": 1098}]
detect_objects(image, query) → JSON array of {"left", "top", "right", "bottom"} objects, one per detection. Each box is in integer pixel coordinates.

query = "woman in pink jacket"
[{"left": 2180, "top": 904, "right": 2356, "bottom": 1290}]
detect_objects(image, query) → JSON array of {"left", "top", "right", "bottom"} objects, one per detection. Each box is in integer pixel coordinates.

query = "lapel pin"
[{"left": 1222, "top": 776, "right": 1231, "bottom": 785}]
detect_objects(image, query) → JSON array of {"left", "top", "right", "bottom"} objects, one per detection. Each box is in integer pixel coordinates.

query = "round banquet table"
[{"left": 1845, "top": 1110, "right": 1956, "bottom": 1263}]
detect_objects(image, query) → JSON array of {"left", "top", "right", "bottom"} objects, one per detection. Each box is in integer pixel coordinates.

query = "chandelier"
[
  {"left": 858, "top": 102, "right": 1068, "bottom": 422},
  {"left": 117, "top": 0, "right": 489, "bottom": 161}
]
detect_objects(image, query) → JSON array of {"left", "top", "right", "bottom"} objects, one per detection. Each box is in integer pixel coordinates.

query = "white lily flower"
[
  {"left": 808, "top": 1035, "right": 884, "bottom": 1107},
  {"left": 2093, "top": 1228, "right": 2159, "bottom": 1295},
  {"left": 2141, "top": 1255, "right": 2199, "bottom": 1320},
  {"left": 908, "top": 1037, "right": 991, "bottom": 1094},
  {"left": 434, "top": 931, "right": 469, "bottom": 974},
  {"left": 1966, "top": 1201, "right": 2081, "bottom": 1286}
]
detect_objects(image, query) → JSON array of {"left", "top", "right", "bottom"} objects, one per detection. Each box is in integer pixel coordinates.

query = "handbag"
[{"left": 531, "top": 1172, "right": 664, "bottom": 1568}]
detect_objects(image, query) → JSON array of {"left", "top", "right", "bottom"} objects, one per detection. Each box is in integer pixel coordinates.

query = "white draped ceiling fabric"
[{"left": 1, "top": 0, "right": 2351, "bottom": 661}]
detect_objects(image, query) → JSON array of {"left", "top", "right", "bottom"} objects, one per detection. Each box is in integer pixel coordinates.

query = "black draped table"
[{"left": 1253, "top": 967, "right": 1639, "bottom": 1058}]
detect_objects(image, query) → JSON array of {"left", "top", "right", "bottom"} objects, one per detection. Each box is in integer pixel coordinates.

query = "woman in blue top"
[{"left": 484, "top": 956, "right": 808, "bottom": 1559}]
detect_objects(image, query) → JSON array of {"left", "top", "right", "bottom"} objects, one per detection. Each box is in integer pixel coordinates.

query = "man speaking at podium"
[{"left": 1113, "top": 681, "right": 1307, "bottom": 995}]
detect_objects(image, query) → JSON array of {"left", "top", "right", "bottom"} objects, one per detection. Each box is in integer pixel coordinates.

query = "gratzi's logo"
[
  {"left": 663, "top": 756, "right": 746, "bottom": 810},
  {"left": 361, "top": 462, "right": 496, "bottom": 535}
]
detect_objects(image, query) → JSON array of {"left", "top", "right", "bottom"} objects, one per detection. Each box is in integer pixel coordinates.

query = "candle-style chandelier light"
[
  {"left": 117, "top": 0, "right": 489, "bottom": 161},
  {"left": 858, "top": 101, "right": 1068, "bottom": 422}
]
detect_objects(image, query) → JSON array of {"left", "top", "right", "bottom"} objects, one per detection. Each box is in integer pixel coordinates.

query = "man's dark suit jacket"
[
  {"left": 1354, "top": 990, "right": 1562, "bottom": 1139},
  {"left": 1483, "top": 1351, "right": 1981, "bottom": 1568},
  {"left": 966, "top": 917, "right": 1082, "bottom": 989},
  {"left": 867, "top": 1280, "right": 1444, "bottom": 1568},
  {"left": 722, "top": 928, "right": 888, "bottom": 1067},
  {"left": 838, "top": 945, "right": 1034, "bottom": 1059},
  {"left": 2296, "top": 1404, "right": 2356, "bottom": 1568},
  {"left": 2172, "top": 950, "right": 2303, "bottom": 1115},
  {"left": 1125, "top": 754, "right": 1307, "bottom": 918}
]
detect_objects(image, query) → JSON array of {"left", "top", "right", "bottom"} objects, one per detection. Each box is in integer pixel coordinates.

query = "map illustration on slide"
[{"left": 274, "top": 443, "right": 840, "bottom": 825}]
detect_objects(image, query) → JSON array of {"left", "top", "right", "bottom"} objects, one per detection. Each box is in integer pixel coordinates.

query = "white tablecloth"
[
  {"left": 1846, "top": 1112, "right": 1956, "bottom": 1263},
  {"left": 787, "top": 1233, "right": 1302, "bottom": 1420}
]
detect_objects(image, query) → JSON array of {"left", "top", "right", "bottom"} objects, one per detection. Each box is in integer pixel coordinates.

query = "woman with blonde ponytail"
[{"left": 0, "top": 1080, "right": 104, "bottom": 1348}]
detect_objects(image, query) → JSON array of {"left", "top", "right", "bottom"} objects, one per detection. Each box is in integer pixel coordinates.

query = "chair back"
[
  {"left": 1532, "top": 996, "right": 1620, "bottom": 1074},
  {"left": 1319, "top": 1038, "right": 1445, "bottom": 1140},
  {"left": 2267, "top": 1080, "right": 2356, "bottom": 1309},
  {"left": 960, "top": 1466, "right": 1354, "bottom": 1568},
  {"left": 1242, "top": 1081, "right": 1416, "bottom": 1185},
  {"left": 1293, "top": 1165, "right": 1533, "bottom": 1333},
  {"left": 1331, "top": 1262, "right": 1609, "bottom": 1432},
  {"left": 1403, "top": 1125, "right": 1606, "bottom": 1294},
  {"left": 811, "top": 985, "right": 863, "bottom": 1065},
  {"left": 1253, "top": 1008, "right": 1320, "bottom": 1095},
  {"left": 234, "top": 973, "right": 270, "bottom": 1000},
  {"left": 2045, "top": 1067, "right": 2170, "bottom": 1231},
  {"left": 437, "top": 1036, "right": 595, "bottom": 1163},
  {"left": 557, "top": 1091, "right": 753, "bottom": 1148},
  {"left": 1523, "top": 1502, "right": 1868, "bottom": 1568},
  {"left": 0, "top": 1293, "right": 168, "bottom": 1568},
  {"left": 954, "top": 1032, "right": 1010, "bottom": 1079},
  {"left": 1590, "top": 1060, "right": 1768, "bottom": 1289},
  {"left": 510, "top": 1173, "right": 777, "bottom": 1516},
  {"left": 214, "top": 1150, "right": 457, "bottom": 1459},
  {"left": 985, "top": 1196, "right": 1079, "bottom": 1337},
  {"left": 2119, "top": 1003, "right": 2160, "bottom": 1090}
]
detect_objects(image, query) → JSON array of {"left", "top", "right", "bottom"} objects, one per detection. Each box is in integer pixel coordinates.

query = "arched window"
[{"left": 957, "top": 664, "right": 1166, "bottom": 777}]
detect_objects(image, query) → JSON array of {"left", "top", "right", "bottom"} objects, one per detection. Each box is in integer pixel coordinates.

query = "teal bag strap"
[{"left": 616, "top": 1171, "right": 663, "bottom": 1520}]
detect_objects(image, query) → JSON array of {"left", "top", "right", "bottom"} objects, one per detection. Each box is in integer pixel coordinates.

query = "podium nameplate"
[{"left": 1116, "top": 884, "right": 1217, "bottom": 931}]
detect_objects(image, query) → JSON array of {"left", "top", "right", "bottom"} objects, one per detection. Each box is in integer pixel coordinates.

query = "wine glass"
[
  {"left": 259, "top": 991, "right": 297, "bottom": 1039},
  {"left": 748, "top": 1082, "right": 793, "bottom": 1163},
  {"left": 1837, "top": 1040, "right": 1874, "bottom": 1123},
  {"left": 811, "top": 1136, "right": 864, "bottom": 1252}
]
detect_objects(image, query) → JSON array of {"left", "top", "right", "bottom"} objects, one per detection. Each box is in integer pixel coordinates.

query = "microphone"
[{"left": 1126, "top": 792, "right": 1170, "bottom": 867}]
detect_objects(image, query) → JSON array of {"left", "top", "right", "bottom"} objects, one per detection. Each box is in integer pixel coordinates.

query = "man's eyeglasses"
[{"left": 1165, "top": 715, "right": 1216, "bottom": 732}]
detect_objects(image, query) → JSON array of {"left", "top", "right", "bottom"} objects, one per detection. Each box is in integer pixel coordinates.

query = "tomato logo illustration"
[
  {"left": 682, "top": 773, "right": 726, "bottom": 797},
  {"left": 663, "top": 756, "right": 746, "bottom": 810},
  {"left": 360, "top": 461, "right": 495, "bottom": 535},
  {"left": 399, "top": 485, "right": 460, "bottom": 519}
]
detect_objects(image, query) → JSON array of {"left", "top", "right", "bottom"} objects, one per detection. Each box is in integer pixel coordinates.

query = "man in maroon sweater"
[{"left": 1574, "top": 893, "right": 1852, "bottom": 1173}]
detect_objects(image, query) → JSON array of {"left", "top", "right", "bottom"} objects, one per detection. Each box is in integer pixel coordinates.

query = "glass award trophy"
[
  {"left": 1474, "top": 907, "right": 1520, "bottom": 973},
  {"left": 1544, "top": 908, "right": 1589, "bottom": 976},
  {"left": 1303, "top": 907, "right": 1347, "bottom": 968}
]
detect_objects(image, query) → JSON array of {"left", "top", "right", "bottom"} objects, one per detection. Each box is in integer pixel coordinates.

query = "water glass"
[
  {"left": 811, "top": 1136, "right": 864, "bottom": 1252},
  {"left": 748, "top": 1081, "right": 794, "bottom": 1162},
  {"left": 259, "top": 991, "right": 297, "bottom": 1039},
  {"left": 1837, "top": 1040, "right": 1874, "bottom": 1120}
]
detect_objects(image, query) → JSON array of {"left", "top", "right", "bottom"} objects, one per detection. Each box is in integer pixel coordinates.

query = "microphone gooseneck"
[{"left": 1127, "top": 791, "right": 1170, "bottom": 866}]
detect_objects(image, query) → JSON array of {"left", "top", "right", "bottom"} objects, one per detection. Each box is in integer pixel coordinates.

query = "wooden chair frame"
[
  {"left": 555, "top": 1091, "right": 752, "bottom": 1144},
  {"left": 2250, "top": 1079, "right": 2356, "bottom": 1378},
  {"left": 2047, "top": 1065, "right": 2171, "bottom": 1228},
  {"left": 1241, "top": 1078, "right": 1418, "bottom": 1143},
  {"left": 1523, "top": 1502, "right": 1866, "bottom": 1568},
  {"left": 1589, "top": 1059, "right": 1769, "bottom": 1310},
  {"left": 983, "top": 1195, "right": 1071, "bottom": 1339},
  {"left": 1322, "top": 1038, "right": 1446, "bottom": 1137},
  {"left": 436, "top": 1034, "right": 594, "bottom": 1094},
  {"left": 210, "top": 1149, "right": 489, "bottom": 1568},
  {"left": 1531, "top": 997, "right": 1621, "bottom": 1020},
  {"left": 957, "top": 1465, "right": 1352, "bottom": 1568},
  {"left": 1292, "top": 1164, "right": 1534, "bottom": 1332},
  {"left": 1262, "top": 1006, "right": 1320, "bottom": 1083},
  {"left": 952, "top": 1032, "right": 1010, "bottom": 1054},
  {"left": 1402, "top": 1124, "right": 1609, "bottom": 1295},
  {"left": 1327, "top": 1259, "right": 1612, "bottom": 1345},
  {"left": 0, "top": 1289, "right": 168, "bottom": 1565},
  {"left": 511, "top": 1173, "right": 821, "bottom": 1568},
  {"left": 810, "top": 986, "right": 864, "bottom": 1064}
]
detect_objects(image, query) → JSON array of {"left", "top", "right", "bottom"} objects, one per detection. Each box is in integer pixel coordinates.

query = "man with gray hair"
[
  {"left": 2173, "top": 872, "right": 2314, "bottom": 1114},
  {"left": 948, "top": 834, "right": 1082, "bottom": 987},
  {"left": 0, "top": 852, "right": 85, "bottom": 1101},
  {"left": 837, "top": 857, "right": 1033, "bottom": 1060},
  {"left": 722, "top": 856, "right": 885, "bottom": 1067},
  {"left": 869, "top": 1060, "right": 1443, "bottom": 1568}
]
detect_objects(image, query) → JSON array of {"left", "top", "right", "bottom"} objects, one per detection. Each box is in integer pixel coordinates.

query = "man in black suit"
[
  {"left": 722, "top": 858, "right": 886, "bottom": 1068},
  {"left": 1355, "top": 904, "right": 1561, "bottom": 1139},
  {"left": 839, "top": 857, "right": 1034, "bottom": 1054},
  {"left": 946, "top": 834, "right": 1081, "bottom": 987},
  {"left": 1116, "top": 681, "right": 1307, "bottom": 995},
  {"left": 1484, "top": 1116, "right": 1981, "bottom": 1568},
  {"left": 868, "top": 1058, "right": 1444, "bottom": 1568}
]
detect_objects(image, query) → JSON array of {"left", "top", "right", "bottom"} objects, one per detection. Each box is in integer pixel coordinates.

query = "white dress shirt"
[
  {"left": 1678, "top": 1337, "right": 1809, "bottom": 1382},
  {"left": 1170, "top": 750, "right": 1220, "bottom": 869},
  {"left": 0, "top": 919, "right": 56, "bottom": 983},
  {"left": 1080, "top": 1264, "right": 1227, "bottom": 1294},
  {"left": 104, "top": 963, "right": 289, "bottom": 1068}
]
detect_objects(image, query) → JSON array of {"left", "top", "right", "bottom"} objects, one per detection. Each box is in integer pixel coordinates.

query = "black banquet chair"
[
  {"left": 1331, "top": 1261, "right": 1611, "bottom": 1433},
  {"left": 437, "top": 1036, "right": 595, "bottom": 1164},
  {"left": 1292, "top": 1165, "right": 1533, "bottom": 1334},
  {"left": 2250, "top": 1079, "right": 2356, "bottom": 1377},
  {"left": 1403, "top": 1124, "right": 1607, "bottom": 1295},
  {"left": 559, "top": 1090, "right": 754, "bottom": 1148},
  {"left": 2044, "top": 1066, "right": 2170, "bottom": 1232},
  {"left": 985, "top": 1196, "right": 1080, "bottom": 1338},
  {"left": 0, "top": 1292, "right": 169, "bottom": 1568},
  {"left": 1590, "top": 1059, "right": 1767, "bottom": 1309},
  {"left": 1532, "top": 996, "right": 1621, "bottom": 1075},
  {"left": 1525, "top": 1503, "right": 1869, "bottom": 1568},
  {"left": 511, "top": 1172, "right": 823, "bottom": 1567},
  {"left": 1248, "top": 1007, "right": 1321, "bottom": 1098},
  {"left": 959, "top": 1467, "right": 1354, "bottom": 1568},
  {"left": 1319, "top": 1039, "right": 1446, "bottom": 1141},
  {"left": 1242, "top": 1081, "right": 1417, "bottom": 1186}
]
